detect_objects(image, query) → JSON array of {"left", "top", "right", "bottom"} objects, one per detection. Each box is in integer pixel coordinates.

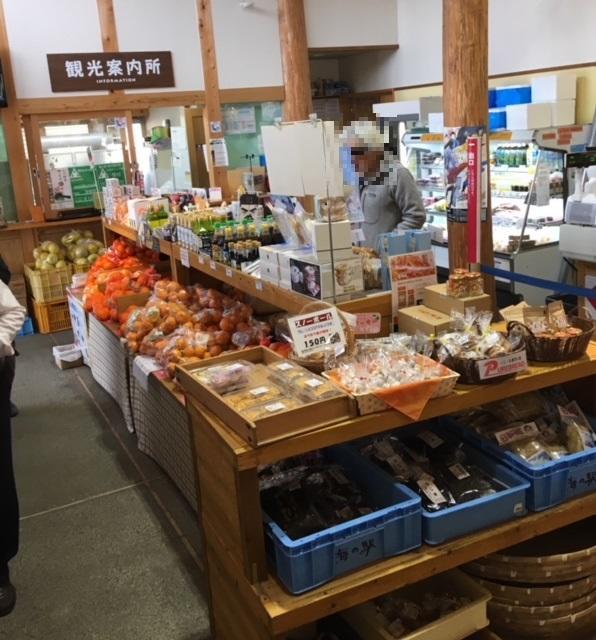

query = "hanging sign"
[
  {"left": 288, "top": 309, "right": 346, "bottom": 359},
  {"left": 467, "top": 136, "right": 481, "bottom": 264},
  {"left": 47, "top": 52, "right": 174, "bottom": 92}
]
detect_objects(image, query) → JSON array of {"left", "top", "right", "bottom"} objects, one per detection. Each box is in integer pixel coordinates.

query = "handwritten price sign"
[{"left": 288, "top": 309, "right": 346, "bottom": 358}]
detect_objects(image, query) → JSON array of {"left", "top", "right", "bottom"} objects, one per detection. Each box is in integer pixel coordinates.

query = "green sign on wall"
[{"left": 68, "top": 163, "right": 126, "bottom": 208}]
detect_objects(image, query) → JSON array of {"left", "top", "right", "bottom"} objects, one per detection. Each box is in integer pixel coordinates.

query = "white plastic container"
[
  {"left": 505, "top": 103, "right": 551, "bottom": 130},
  {"left": 531, "top": 74, "right": 577, "bottom": 102}
]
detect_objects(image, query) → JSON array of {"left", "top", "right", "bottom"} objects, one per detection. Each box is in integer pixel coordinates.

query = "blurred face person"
[{"left": 350, "top": 146, "right": 384, "bottom": 180}]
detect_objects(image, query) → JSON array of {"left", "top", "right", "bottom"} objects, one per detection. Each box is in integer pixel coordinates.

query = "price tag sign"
[
  {"left": 225, "top": 267, "right": 233, "bottom": 278},
  {"left": 478, "top": 350, "right": 528, "bottom": 380},
  {"left": 355, "top": 312, "right": 382, "bottom": 335},
  {"left": 198, "top": 254, "right": 205, "bottom": 265},
  {"left": 210, "top": 260, "right": 217, "bottom": 271},
  {"left": 180, "top": 247, "right": 190, "bottom": 268},
  {"left": 288, "top": 308, "right": 346, "bottom": 359}
]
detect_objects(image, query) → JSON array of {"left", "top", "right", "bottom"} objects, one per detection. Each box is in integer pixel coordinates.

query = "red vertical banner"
[{"left": 467, "top": 136, "right": 481, "bottom": 264}]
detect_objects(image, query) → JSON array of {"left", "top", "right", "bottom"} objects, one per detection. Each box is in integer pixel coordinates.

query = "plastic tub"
[
  {"left": 263, "top": 447, "right": 421, "bottom": 594},
  {"left": 445, "top": 418, "right": 596, "bottom": 511},
  {"left": 343, "top": 425, "right": 529, "bottom": 545}
]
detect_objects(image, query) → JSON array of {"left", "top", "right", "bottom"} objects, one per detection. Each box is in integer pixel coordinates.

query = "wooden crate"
[{"left": 33, "top": 298, "right": 71, "bottom": 334}]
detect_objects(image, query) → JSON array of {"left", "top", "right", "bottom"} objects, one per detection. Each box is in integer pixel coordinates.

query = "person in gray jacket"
[{"left": 341, "top": 121, "right": 426, "bottom": 248}]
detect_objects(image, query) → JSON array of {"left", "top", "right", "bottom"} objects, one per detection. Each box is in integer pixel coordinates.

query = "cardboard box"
[
  {"left": 376, "top": 230, "right": 432, "bottom": 260},
  {"left": 531, "top": 74, "right": 576, "bottom": 102},
  {"left": 548, "top": 99, "right": 576, "bottom": 126},
  {"left": 396, "top": 304, "right": 453, "bottom": 336},
  {"left": 114, "top": 292, "right": 151, "bottom": 314},
  {"left": 307, "top": 220, "right": 352, "bottom": 252},
  {"left": 506, "top": 103, "right": 551, "bottom": 130},
  {"left": 260, "top": 262, "right": 280, "bottom": 283},
  {"left": 423, "top": 283, "right": 492, "bottom": 316},
  {"left": 289, "top": 256, "right": 364, "bottom": 300}
]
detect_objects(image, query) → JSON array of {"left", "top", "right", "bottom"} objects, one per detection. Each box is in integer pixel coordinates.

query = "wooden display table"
[{"left": 181, "top": 346, "right": 596, "bottom": 639}]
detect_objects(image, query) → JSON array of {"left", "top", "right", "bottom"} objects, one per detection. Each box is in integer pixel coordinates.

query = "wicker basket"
[
  {"left": 441, "top": 346, "right": 526, "bottom": 385},
  {"left": 25, "top": 263, "right": 73, "bottom": 303},
  {"left": 507, "top": 317, "right": 594, "bottom": 363},
  {"left": 33, "top": 298, "right": 71, "bottom": 334},
  {"left": 289, "top": 301, "right": 356, "bottom": 373}
]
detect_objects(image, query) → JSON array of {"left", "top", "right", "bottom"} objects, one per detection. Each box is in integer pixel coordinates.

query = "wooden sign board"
[{"left": 47, "top": 52, "right": 174, "bottom": 92}]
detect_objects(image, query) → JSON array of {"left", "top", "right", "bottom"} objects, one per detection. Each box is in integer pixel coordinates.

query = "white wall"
[
  {"left": 114, "top": 0, "right": 204, "bottom": 92},
  {"left": 212, "top": 0, "right": 283, "bottom": 89},
  {"left": 343, "top": 0, "right": 596, "bottom": 92},
  {"left": 304, "top": 0, "right": 398, "bottom": 48},
  {"left": 4, "top": 0, "right": 107, "bottom": 98}
]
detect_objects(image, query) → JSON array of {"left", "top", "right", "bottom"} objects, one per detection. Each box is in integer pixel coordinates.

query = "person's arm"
[
  {"left": 0, "top": 255, "right": 11, "bottom": 285},
  {"left": 390, "top": 165, "right": 427, "bottom": 230},
  {"left": 0, "top": 281, "right": 25, "bottom": 356}
]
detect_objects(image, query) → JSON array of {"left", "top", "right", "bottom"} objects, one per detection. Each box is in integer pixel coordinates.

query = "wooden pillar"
[
  {"left": 0, "top": 0, "right": 34, "bottom": 221},
  {"left": 197, "top": 0, "right": 229, "bottom": 196},
  {"left": 278, "top": 0, "right": 312, "bottom": 121},
  {"left": 97, "top": 0, "right": 119, "bottom": 52},
  {"left": 443, "top": 0, "right": 495, "bottom": 299}
]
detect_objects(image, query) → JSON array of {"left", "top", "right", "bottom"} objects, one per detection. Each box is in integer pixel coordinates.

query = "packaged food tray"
[
  {"left": 342, "top": 569, "right": 491, "bottom": 640},
  {"left": 341, "top": 424, "right": 528, "bottom": 545},
  {"left": 263, "top": 446, "right": 421, "bottom": 594},
  {"left": 25, "top": 263, "right": 72, "bottom": 303},
  {"left": 445, "top": 417, "right": 596, "bottom": 511}
]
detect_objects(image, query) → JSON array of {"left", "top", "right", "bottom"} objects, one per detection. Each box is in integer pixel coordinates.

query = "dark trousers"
[{"left": 0, "top": 355, "right": 17, "bottom": 582}]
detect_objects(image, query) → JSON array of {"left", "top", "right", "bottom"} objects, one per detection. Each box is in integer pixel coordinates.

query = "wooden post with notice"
[
  {"left": 197, "top": 0, "right": 229, "bottom": 197},
  {"left": 443, "top": 0, "right": 496, "bottom": 303}
]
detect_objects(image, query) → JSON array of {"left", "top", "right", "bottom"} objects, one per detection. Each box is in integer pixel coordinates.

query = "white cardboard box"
[
  {"left": 549, "top": 99, "right": 576, "bottom": 126},
  {"left": 288, "top": 256, "right": 364, "bottom": 300},
  {"left": 260, "top": 262, "right": 280, "bottom": 283},
  {"left": 506, "top": 103, "right": 551, "bottom": 130},
  {"left": 531, "top": 74, "right": 577, "bottom": 103},
  {"left": 307, "top": 220, "right": 352, "bottom": 253}
]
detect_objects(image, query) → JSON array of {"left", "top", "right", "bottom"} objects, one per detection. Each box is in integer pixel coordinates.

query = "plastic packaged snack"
[
  {"left": 291, "top": 374, "right": 342, "bottom": 402},
  {"left": 225, "top": 384, "right": 285, "bottom": 412},
  {"left": 194, "top": 360, "right": 254, "bottom": 394},
  {"left": 243, "top": 397, "right": 301, "bottom": 421}
]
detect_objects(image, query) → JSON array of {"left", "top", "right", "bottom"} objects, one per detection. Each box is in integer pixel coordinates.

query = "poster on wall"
[
  {"left": 389, "top": 250, "right": 437, "bottom": 321},
  {"left": 444, "top": 126, "right": 488, "bottom": 223},
  {"left": 62, "top": 163, "right": 126, "bottom": 209},
  {"left": 223, "top": 106, "right": 257, "bottom": 135},
  {"left": 48, "top": 168, "right": 73, "bottom": 210}
]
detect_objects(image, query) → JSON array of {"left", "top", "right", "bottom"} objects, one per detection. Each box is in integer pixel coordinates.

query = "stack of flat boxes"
[
  {"left": 259, "top": 220, "right": 364, "bottom": 301},
  {"left": 489, "top": 73, "right": 576, "bottom": 131}
]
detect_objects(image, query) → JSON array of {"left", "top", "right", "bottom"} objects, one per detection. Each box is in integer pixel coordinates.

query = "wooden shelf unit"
[{"left": 103, "top": 218, "right": 596, "bottom": 639}]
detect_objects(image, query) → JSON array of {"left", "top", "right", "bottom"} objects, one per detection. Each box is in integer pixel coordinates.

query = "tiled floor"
[{"left": 0, "top": 332, "right": 210, "bottom": 640}]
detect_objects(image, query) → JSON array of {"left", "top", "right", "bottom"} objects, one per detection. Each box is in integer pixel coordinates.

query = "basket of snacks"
[
  {"left": 435, "top": 311, "right": 527, "bottom": 385},
  {"left": 507, "top": 302, "right": 594, "bottom": 363}
]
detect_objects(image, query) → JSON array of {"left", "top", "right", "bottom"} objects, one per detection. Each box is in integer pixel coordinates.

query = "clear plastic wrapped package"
[{"left": 193, "top": 360, "right": 254, "bottom": 394}]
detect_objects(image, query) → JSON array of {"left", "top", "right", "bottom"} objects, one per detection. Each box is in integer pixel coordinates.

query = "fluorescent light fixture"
[{"left": 44, "top": 124, "right": 89, "bottom": 137}]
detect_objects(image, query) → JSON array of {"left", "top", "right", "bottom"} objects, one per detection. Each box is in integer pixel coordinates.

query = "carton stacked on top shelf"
[{"left": 397, "top": 270, "right": 492, "bottom": 337}]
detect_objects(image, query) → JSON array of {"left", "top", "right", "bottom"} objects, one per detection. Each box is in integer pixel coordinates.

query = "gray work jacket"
[{"left": 359, "top": 163, "right": 426, "bottom": 248}]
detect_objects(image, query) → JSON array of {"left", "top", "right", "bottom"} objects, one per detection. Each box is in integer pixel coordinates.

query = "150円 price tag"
[{"left": 288, "top": 308, "right": 346, "bottom": 358}]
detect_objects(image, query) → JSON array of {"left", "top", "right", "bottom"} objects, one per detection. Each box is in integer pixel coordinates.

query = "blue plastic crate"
[
  {"left": 445, "top": 418, "right": 596, "bottom": 511},
  {"left": 488, "top": 88, "right": 497, "bottom": 109},
  {"left": 343, "top": 424, "right": 529, "bottom": 546},
  {"left": 17, "top": 316, "right": 34, "bottom": 337},
  {"left": 489, "top": 108, "right": 507, "bottom": 131},
  {"left": 263, "top": 447, "right": 421, "bottom": 594},
  {"left": 494, "top": 85, "right": 531, "bottom": 107}
]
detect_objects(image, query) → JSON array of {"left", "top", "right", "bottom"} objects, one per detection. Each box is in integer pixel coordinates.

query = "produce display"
[
  {"left": 31, "top": 230, "right": 104, "bottom": 272},
  {"left": 121, "top": 282, "right": 271, "bottom": 378},
  {"left": 361, "top": 429, "right": 504, "bottom": 512},
  {"left": 83, "top": 237, "right": 161, "bottom": 321},
  {"left": 371, "top": 587, "right": 471, "bottom": 638},
  {"left": 259, "top": 455, "right": 374, "bottom": 539},
  {"left": 455, "top": 388, "right": 596, "bottom": 465},
  {"left": 195, "top": 358, "right": 343, "bottom": 413}
]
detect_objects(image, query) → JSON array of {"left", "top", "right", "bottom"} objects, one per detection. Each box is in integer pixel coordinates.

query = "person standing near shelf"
[
  {"left": 0, "top": 280, "right": 25, "bottom": 617},
  {"left": 341, "top": 120, "right": 426, "bottom": 249}
]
